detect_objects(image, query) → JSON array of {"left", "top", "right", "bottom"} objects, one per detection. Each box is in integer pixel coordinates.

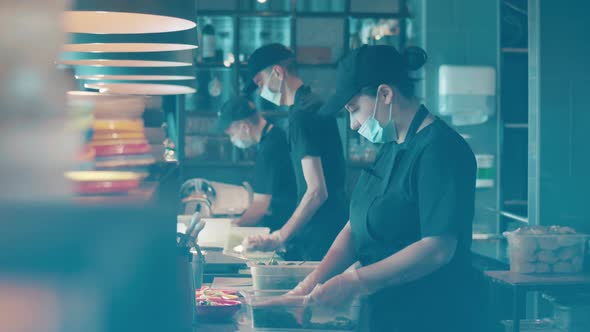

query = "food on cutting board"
[{"left": 504, "top": 226, "right": 587, "bottom": 274}]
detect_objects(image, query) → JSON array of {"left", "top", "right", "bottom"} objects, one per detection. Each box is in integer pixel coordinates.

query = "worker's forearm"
[
  {"left": 356, "top": 236, "right": 457, "bottom": 294},
  {"left": 315, "top": 223, "right": 357, "bottom": 283},
  {"left": 279, "top": 188, "right": 327, "bottom": 241}
]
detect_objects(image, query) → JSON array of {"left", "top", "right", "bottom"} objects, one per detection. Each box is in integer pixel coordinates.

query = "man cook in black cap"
[
  {"left": 242, "top": 43, "right": 349, "bottom": 261},
  {"left": 217, "top": 96, "right": 296, "bottom": 233}
]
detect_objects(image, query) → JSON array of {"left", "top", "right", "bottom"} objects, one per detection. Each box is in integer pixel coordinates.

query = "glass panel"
[
  {"left": 349, "top": 18, "right": 400, "bottom": 49},
  {"left": 298, "top": 67, "right": 337, "bottom": 98},
  {"left": 192, "top": 68, "right": 235, "bottom": 113},
  {"left": 296, "top": 0, "right": 346, "bottom": 12},
  {"left": 196, "top": 16, "right": 234, "bottom": 65},
  {"left": 185, "top": 123, "right": 258, "bottom": 162},
  {"left": 350, "top": 0, "right": 400, "bottom": 13},
  {"left": 239, "top": 17, "right": 292, "bottom": 63},
  {"left": 240, "top": 0, "right": 291, "bottom": 12},
  {"left": 196, "top": 0, "right": 238, "bottom": 11},
  {"left": 296, "top": 18, "right": 344, "bottom": 64}
]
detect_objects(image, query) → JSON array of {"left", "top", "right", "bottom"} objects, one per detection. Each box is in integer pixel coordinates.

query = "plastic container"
[
  {"left": 241, "top": 290, "right": 361, "bottom": 331},
  {"left": 249, "top": 262, "right": 319, "bottom": 290},
  {"left": 543, "top": 294, "right": 590, "bottom": 332},
  {"left": 504, "top": 229, "right": 588, "bottom": 274},
  {"left": 500, "top": 319, "right": 560, "bottom": 332}
]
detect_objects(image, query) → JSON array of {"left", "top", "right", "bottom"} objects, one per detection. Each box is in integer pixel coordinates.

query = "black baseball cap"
[
  {"left": 319, "top": 45, "right": 427, "bottom": 116},
  {"left": 243, "top": 43, "right": 295, "bottom": 94},
  {"left": 216, "top": 96, "right": 257, "bottom": 132}
]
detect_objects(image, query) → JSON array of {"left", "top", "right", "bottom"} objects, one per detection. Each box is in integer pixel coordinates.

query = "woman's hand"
[{"left": 308, "top": 269, "right": 369, "bottom": 307}]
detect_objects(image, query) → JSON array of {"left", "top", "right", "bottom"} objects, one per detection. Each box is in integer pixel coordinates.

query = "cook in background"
[
  {"left": 217, "top": 96, "right": 296, "bottom": 233},
  {"left": 289, "top": 45, "right": 478, "bottom": 332},
  {"left": 242, "top": 44, "right": 349, "bottom": 261}
]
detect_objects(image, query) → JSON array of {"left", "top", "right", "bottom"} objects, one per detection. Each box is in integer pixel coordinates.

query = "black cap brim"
[
  {"left": 318, "top": 89, "right": 358, "bottom": 116},
  {"left": 214, "top": 116, "right": 231, "bottom": 133}
]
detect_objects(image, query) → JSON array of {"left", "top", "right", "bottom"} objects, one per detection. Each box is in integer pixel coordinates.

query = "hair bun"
[{"left": 402, "top": 46, "right": 427, "bottom": 71}]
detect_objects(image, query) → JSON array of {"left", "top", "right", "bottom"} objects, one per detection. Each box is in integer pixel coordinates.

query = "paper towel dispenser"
[{"left": 439, "top": 65, "right": 496, "bottom": 126}]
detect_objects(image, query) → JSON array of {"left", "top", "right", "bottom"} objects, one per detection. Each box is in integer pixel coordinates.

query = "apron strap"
[
  {"left": 258, "top": 120, "right": 273, "bottom": 144},
  {"left": 404, "top": 105, "right": 429, "bottom": 143}
]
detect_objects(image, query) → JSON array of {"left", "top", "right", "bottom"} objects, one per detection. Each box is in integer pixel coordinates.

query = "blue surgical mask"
[
  {"left": 260, "top": 72, "right": 282, "bottom": 106},
  {"left": 357, "top": 92, "right": 397, "bottom": 143},
  {"left": 230, "top": 126, "right": 256, "bottom": 149}
]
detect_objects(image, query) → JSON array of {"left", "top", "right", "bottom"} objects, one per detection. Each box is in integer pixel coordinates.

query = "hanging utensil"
[{"left": 179, "top": 209, "right": 201, "bottom": 248}]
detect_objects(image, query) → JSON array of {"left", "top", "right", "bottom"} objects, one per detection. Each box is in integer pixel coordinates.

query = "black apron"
[
  {"left": 256, "top": 122, "right": 285, "bottom": 232},
  {"left": 350, "top": 106, "right": 471, "bottom": 332}
]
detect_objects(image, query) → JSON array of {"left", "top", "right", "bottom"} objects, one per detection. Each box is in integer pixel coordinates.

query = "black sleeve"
[
  {"left": 290, "top": 112, "right": 322, "bottom": 160},
  {"left": 416, "top": 142, "right": 476, "bottom": 238},
  {"left": 251, "top": 142, "right": 279, "bottom": 195}
]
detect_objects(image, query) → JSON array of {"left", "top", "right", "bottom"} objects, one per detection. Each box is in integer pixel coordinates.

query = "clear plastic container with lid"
[
  {"left": 241, "top": 289, "right": 361, "bottom": 331},
  {"left": 249, "top": 261, "right": 319, "bottom": 290},
  {"left": 504, "top": 226, "right": 588, "bottom": 274}
]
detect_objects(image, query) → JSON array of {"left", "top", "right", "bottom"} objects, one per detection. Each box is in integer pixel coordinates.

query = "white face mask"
[
  {"left": 230, "top": 125, "right": 256, "bottom": 149},
  {"left": 260, "top": 71, "right": 282, "bottom": 106},
  {"left": 357, "top": 92, "right": 397, "bottom": 143}
]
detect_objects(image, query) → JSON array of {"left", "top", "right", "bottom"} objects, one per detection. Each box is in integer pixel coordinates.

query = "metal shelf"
[
  {"left": 504, "top": 200, "right": 527, "bottom": 206},
  {"left": 197, "top": 10, "right": 292, "bottom": 17},
  {"left": 186, "top": 0, "right": 410, "bottom": 184},
  {"left": 504, "top": 123, "right": 528, "bottom": 129},
  {"left": 501, "top": 47, "right": 528, "bottom": 53}
]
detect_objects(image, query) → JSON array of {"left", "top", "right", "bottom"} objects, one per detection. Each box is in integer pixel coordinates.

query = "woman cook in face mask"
[{"left": 288, "top": 45, "right": 478, "bottom": 332}]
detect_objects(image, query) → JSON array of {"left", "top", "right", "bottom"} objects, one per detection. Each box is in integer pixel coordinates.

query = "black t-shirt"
[
  {"left": 350, "top": 111, "right": 477, "bottom": 331},
  {"left": 251, "top": 125, "right": 296, "bottom": 231},
  {"left": 287, "top": 85, "right": 348, "bottom": 258}
]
